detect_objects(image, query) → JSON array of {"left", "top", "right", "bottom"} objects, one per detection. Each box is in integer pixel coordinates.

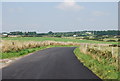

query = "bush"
[{"left": 106, "top": 40, "right": 116, "bottom": 42}]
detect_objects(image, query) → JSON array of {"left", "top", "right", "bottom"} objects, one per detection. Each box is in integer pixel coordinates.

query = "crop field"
[{"left": 2, "top": 37, "right": 118, "bottom": 44}]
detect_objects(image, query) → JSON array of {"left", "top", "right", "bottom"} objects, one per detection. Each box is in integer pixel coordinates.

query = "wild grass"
[
  {"left": 1, "top": 40, "right": 80, "bottom": 53},
  {"left": 79, "top": 44, "right": 118, "bottom": 67},
  {"left": 0, "top": 40, "right": 79, "bottom": 59},
  {"left": 74, "top": 47, "right": 119, "bottom": 79}
]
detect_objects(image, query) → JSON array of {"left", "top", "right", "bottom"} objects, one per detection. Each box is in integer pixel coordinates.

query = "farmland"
[
  {"left": 2, "top": 37, "right": 118, "bottom": 44},
  {"left": 1, "top": 1, "right": 119, "bottom": 80},
  {"left": 1, "top": 37, "right": 119, "bottom": 59},
  {"left": 1, "top": 37, "right": 119, "bottom": 80}
]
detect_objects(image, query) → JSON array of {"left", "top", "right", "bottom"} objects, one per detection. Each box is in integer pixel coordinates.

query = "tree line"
[{"left": 2, "top": 30, "right": 120, "bottom": 37}]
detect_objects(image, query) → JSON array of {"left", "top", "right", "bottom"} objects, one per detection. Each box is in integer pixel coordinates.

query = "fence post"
[
  {"left": 112, "top": 47, "right": 114, "bottom": 56},
  {"left": 98, "top": 44, "right": 101, "bottom": 50},
  {"left": 85, "top": 43, "right": 88, "bottom": 52}
]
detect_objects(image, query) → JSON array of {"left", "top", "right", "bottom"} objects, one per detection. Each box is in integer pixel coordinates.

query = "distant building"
[
  {"left": 73, "top": 35, "right": 77, "bottom": 37},
  {"left": 86, "top": 32, "right": 92, "bottom": 35},
  {"left": 0, "top": 33, "right": 8, "bottom": 37},
  {"left": 8, "top": 35, "right": 21, "bottom": 37},
  {"left": 3, "top": 34, "right": 8, "bottom": 36}
]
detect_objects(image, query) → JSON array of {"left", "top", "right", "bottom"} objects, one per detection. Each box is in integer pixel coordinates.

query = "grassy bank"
[
  {"left": 74, "top": 47, "right": 119, "bottom": 80},
  {"left": 1, "top": 46, "right": 47, "bottom": 59},
  {"left": 2, "top": 37, "right": 118, "bottom": 44},
  {"left": 0, "top": 39, "right": 79, "bottom": 59},
  {"left": 1, "top": 40, "right": 80, "bottom": 53},
  {"left": 1, "top": 44, "right": 76, "bottom": 59}
]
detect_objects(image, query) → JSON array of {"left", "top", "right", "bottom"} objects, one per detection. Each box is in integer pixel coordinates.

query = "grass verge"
[
  {"left": 1, "top": 45, "right": 76, "bottom": 59},
  {"left": 74, "top": 47, "right": 119, "bottom": 80},
  {"left": 1, "top": 46, "right": 47, "bottom": 59}
]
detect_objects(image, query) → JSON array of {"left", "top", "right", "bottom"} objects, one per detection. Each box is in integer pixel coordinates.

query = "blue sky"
[{"left": 2, "top": 2, "right": 118, "bottom": 33}]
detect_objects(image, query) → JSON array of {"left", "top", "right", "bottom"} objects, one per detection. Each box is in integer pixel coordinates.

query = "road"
[{"left": 2, "top": 47, "right": 101, "bottom": 79}]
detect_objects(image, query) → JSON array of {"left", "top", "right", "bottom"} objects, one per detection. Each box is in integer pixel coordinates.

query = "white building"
[
  {"left": 86, "top": 32, "right": 92, "bottom": 35},
  {"left": 73, "top": 35, "right": 77, "bottom": 37}
]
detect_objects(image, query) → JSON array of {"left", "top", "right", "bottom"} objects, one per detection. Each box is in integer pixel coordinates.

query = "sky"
[{"left": 1, "top": 1, "right": 118, "bottom": 33}]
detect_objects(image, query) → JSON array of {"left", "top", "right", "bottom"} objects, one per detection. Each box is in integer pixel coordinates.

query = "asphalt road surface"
[{"left": 2, "top": 47, "right": 101, "bottom": 79}]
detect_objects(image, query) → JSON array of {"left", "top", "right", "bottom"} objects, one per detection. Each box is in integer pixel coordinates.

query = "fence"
[
  {"left": 80, "top": 43, "right": 118, "bottom": 58},
  {"left": 79, "top": 43, "right": 119, "bottom": 68}
]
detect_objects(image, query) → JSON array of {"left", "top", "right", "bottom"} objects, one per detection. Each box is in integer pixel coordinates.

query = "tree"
[{"left": 48, "top": 31, "right": 53, "bottom": 35}]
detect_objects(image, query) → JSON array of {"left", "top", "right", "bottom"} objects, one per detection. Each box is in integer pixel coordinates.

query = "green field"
[{"left": 2, "top": 37, "right": 118, "bottom": 44}]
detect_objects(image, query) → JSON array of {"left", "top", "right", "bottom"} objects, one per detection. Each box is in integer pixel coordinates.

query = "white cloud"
[
  {"left": 56, "top": 0, "right": 84, "bottom": 11},
  {"left": 92, "top": 11, "right": 108, "bottom": 16}
]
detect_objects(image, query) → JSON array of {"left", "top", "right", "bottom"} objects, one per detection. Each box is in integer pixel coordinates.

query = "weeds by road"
[{"left": 74, "top": 47, "right": 119, "bottom": 80}]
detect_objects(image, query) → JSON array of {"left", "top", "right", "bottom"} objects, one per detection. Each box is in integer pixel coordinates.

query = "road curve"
[{"left": 2, "top": 47, "right": 101, "bottom": 79}]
